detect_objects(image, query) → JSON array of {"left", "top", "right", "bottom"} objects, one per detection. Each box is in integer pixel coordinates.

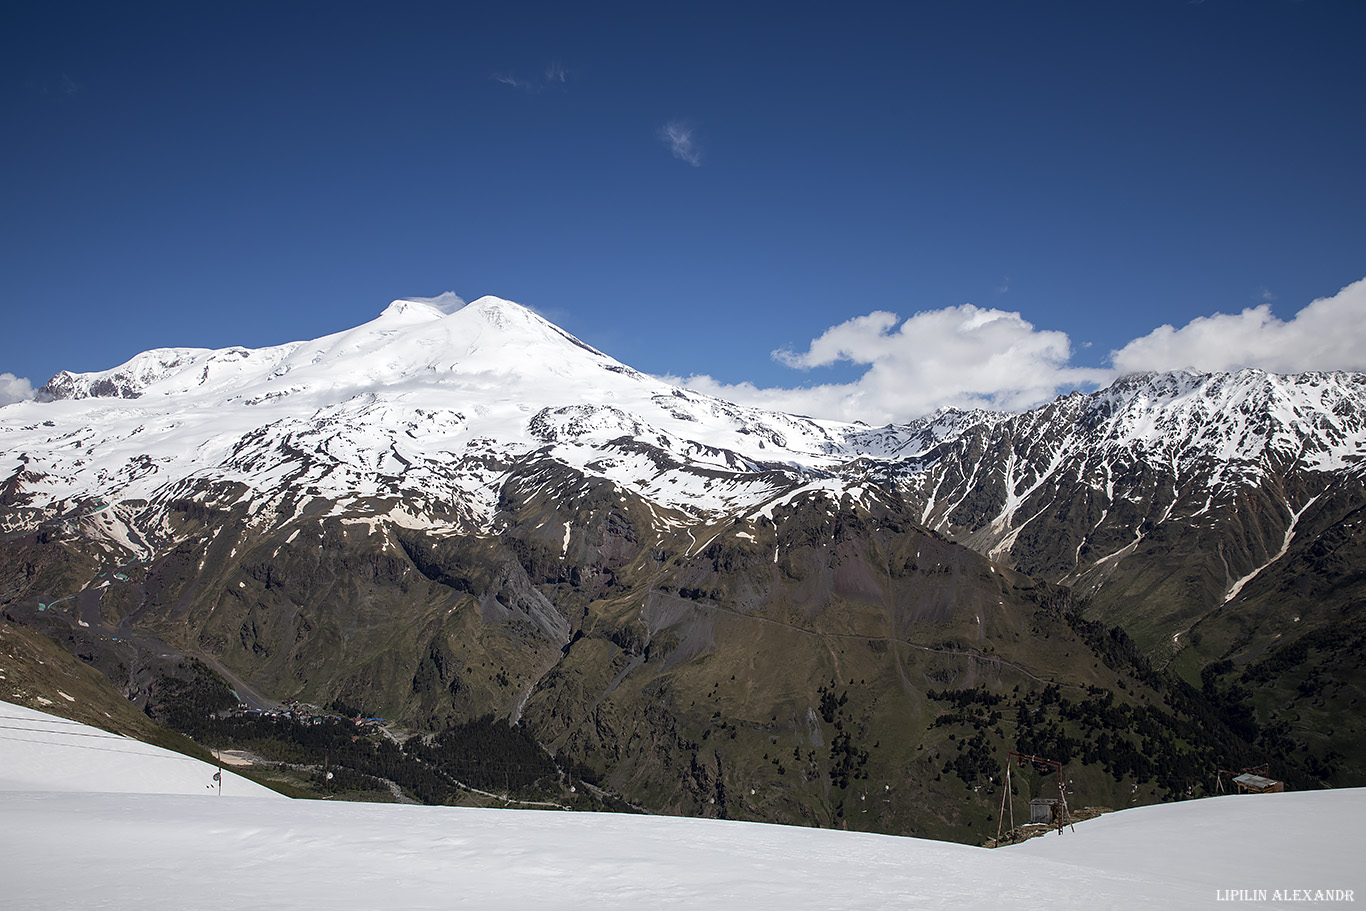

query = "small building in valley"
[{"left": 1232, "top": 773, "right": 1284, "bottom": 794}]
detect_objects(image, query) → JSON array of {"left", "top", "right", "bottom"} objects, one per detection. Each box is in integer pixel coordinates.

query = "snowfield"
[
  {"left": 0, "top": 702, "right": 279, "bottom": 798},
  {"left": 0, "top": 701, "right": 1359, "bottom": 910}
]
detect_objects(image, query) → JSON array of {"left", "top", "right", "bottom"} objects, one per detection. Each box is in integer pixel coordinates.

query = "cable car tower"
[{"left": 995, "top": 750, "right": 1074, "bottom": 844}]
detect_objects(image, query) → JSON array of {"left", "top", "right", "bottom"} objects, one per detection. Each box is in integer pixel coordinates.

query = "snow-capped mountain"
[
  {"left": 5, "top": 296, "right": 868, "bottom": 541},
  {"left": 898, "top": 369, "right": 1366, "bottom": 553},
  {"left": 5, "top": 295, "right": 1366, "bottom": 661},
  {"left": 11, "top": 296, "right": 1362, "bottom": 600},
  {"left": 878, "top": 369, "right": 1366, "bottom": 660},
  {"left": 3, "top": 294, "right": 1364, "bottom": 838}
]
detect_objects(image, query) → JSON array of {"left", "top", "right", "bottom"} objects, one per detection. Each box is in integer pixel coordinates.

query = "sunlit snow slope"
[
  {"left": 0, "top": 700, "right": 1358, "bottom": 911},
  {"left": 0, "top": 701, "right": 278, "bottom": 796}
]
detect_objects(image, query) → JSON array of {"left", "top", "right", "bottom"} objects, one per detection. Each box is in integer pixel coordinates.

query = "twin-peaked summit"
[
  {"left": 7, "top": 296, "right": 855, "bottom": 526},
  {"left": 38, "top": 296, "right": 627, "bottom": 404}
]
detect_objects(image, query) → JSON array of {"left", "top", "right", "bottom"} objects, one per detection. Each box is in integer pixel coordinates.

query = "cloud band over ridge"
[
  {"left": 0, "top": 373, "right": 35, "bottom": 406},
  {"left": 1110, "top": 277, "right": 1366, "bottom": 375},
  {"left": 678, "top": 277, "right": 1366, "bottom": 424}
]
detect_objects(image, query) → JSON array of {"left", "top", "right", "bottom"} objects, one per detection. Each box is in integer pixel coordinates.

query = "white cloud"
[
  {"left": 0, "top": 373, "right": 35, "bottom": 407},
  {"left": 492, "top": 74, "right": 534, "bottom": 91},
  {"left": 674, "top": 277, "right": 1366, "bottom": 425},
  {"left": 493, "top": 62, "right": 570, "bottom": 93},
  {"left": 679, "top": 304, "right": 1107, "bottom": 424},
  {"left": 1109, "top": 277, "right": 1366, "bottom": 374},
  {"left": 658, "top": 121, "right": 701, "bottom": 167}
]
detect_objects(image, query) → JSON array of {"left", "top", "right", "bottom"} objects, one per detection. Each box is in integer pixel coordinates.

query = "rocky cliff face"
[
  {"left": 3, "top": 296, "right": 1363, "bottom": 836},
  {"left": 878, "top": 371, "right": 1366, "bottom": 646}
]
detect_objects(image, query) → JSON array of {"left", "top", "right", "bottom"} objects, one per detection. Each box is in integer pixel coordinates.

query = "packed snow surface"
[
  {"left": 1, "top": 701, "right": 1359, "bottom": 910},
  {"left": 0, "top": 701, "right": 279, "bottom": 797}
]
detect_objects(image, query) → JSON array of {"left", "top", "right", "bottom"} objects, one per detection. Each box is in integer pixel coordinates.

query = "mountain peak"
[
  {"left": 461, "top": 295, "right": 543, "bottom": 329},
  {"left": 450, "top": 296, "right": 614, "bottom": 362},
  {"left": 380, "top": 293, "right": 538, "bottom": 325},
  {"left": 35, "top": 294, "right": 589, "bottom": 404},
  {"left": 381, "top": 292, "right": 468, "bottom": 321},
  {"left": 378, "top": 299, "right": 449, "bottom": 323}
]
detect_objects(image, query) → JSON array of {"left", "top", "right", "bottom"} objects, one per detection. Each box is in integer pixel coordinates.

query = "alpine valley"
[{"left": 3, "top": 296, "right": 1364, "bottom": 842}]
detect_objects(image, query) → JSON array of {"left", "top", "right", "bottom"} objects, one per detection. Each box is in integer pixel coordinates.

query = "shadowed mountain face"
[
  {"left": 2, "top": 297, "right": 1363, "bottom": 837},
  {"left": 883, "top": 372, "right": 1366, "bottom": 639}
]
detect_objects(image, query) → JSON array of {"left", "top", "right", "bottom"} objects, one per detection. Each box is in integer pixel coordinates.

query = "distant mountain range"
[{"left": 3, "top": 295, "right": 1362, "bottom": 840}]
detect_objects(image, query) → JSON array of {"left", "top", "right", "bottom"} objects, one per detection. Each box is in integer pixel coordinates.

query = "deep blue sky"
[{"left": 3, "top": 1, "right": 1363, "bottom": 419}]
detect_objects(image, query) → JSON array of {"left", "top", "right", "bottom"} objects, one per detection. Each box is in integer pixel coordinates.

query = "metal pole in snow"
[{"left": 995, "top": 760, "right": 1011, "bottom": 845}]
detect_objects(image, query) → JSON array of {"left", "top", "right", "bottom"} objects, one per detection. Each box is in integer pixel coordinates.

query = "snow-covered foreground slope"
[
  {"left": 1014, "top": 790, "right": 1360, "bottom": 901},
  {"left": 1, "top": 702, "right": 1359, "bottom": 910},
  {"left": 0, "top": 701, "right": 279, "bottom": 797}
]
